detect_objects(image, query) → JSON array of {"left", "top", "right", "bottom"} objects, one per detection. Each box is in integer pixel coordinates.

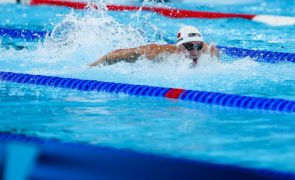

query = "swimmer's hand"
[{"left": 89, "top": 55, "right": 107, "bottom": 67}]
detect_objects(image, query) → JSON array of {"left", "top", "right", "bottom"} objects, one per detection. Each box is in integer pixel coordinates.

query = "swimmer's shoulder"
[
  {"left": 137, "top": 44, "right": 177, "bottom": 56},
  {"left": 141, "top": 43, "right": 176, "bottom": 49},
  {"left": 202, "top": 42, "right": 210, "bottom": 53},
  {"left": 157, "top": 44, "right": 177, "bottom": 53},
  {"left": 138, "top": 44, "right": 176, "bottom": 52}
]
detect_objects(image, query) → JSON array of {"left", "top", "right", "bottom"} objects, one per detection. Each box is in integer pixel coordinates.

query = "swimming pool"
[{"left": 1, "top": 0, "right": 295, "bottom": 175}]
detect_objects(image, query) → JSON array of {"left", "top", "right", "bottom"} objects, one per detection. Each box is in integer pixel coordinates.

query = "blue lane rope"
[
  {"left": 216, "top": 45, "right": 295, "bottom": 63},
  {"left": 1, "top": 132, "right": 295, "bottom": 180},
  {"left": 1, "top": 27, "right": 295, "bottom": 63},
  {"left": 0, "top": 27, "right": 48, "bottom": 40},
  {"left": 0, "top": 71, "right": 294, "bottom": 113}
]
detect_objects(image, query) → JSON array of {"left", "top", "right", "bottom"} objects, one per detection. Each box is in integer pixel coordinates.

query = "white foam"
[{"left": 0, "top": 5, "right": 148, "bottom": 74}]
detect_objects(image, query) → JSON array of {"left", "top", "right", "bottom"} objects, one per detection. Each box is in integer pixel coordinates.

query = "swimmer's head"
[{"left": 176, "top": 26, "right": 204, "bottom": 61}]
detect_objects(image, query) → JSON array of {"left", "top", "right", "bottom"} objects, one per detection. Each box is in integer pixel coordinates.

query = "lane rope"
[
  {"left": 217, "top": 45, "right": 295, "bottom": 63},
  {"left": 0, "top": 27, "right": 47, "bottom": 40},
  {"left": 0, "top": 71, "right": 294, "bottom": 113},
  {"left": 1, "top": 27, "right": 295, "bottom": 63},
  {"left": 24, "top": 0, "right": 295, "bottom": 26}
]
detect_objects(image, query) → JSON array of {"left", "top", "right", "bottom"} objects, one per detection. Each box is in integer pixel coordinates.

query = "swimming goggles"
[{"left": 183, "top": 43, "right": 203, "bottom": 51}]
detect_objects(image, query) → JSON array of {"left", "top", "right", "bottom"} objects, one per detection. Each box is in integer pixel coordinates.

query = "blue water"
[{"left": 1, "top": 0, "right": 295, "bottom": 173}]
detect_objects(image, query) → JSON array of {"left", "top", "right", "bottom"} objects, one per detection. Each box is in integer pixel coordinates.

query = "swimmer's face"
[{"left": 178, "top": 41, "right": 203, "bottom": 61}]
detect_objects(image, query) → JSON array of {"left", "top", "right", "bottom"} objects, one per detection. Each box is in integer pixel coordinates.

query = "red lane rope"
[
  {"left": 30, "top": 0, "right": 255, "bottom": 20},
  {"left": 31, "top": 0, "right": 87, "bottom": 9}
]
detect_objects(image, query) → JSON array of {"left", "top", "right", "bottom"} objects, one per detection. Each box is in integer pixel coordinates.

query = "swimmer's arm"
[
  {"left": 89, "top": 48, "right": 140, "bottom": 67},
  {"left": 89, "top": 44, "right": 176, "bottom": 67}
]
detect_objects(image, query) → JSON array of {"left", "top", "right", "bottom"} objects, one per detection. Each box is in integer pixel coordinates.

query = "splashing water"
[{"left": 1, "top": 1, "right": 295, "bottom": 175}]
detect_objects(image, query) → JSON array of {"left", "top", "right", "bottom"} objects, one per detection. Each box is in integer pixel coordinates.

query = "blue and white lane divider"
[
  {"left": 1, "top": 27, "right": 295, "bottom": 63},
  {"left": 1, "top": 71, "right": 294, "bottom": 113},
  {"left": 1, "top": 132, "right": 295, "bottom": 180}
]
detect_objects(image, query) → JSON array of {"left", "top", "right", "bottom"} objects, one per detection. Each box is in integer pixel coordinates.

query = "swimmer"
[{"left": 89, "top": 25, "right": 220, "bottom": 67}]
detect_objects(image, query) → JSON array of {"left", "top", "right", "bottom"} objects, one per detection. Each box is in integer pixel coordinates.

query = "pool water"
[{"left": 1, "top": 0, "right": 295, "bottom": 174}]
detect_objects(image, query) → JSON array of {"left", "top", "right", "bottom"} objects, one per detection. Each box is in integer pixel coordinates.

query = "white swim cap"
[{"left": 176, "top": 26, "right": 204, "bottom": 46}]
